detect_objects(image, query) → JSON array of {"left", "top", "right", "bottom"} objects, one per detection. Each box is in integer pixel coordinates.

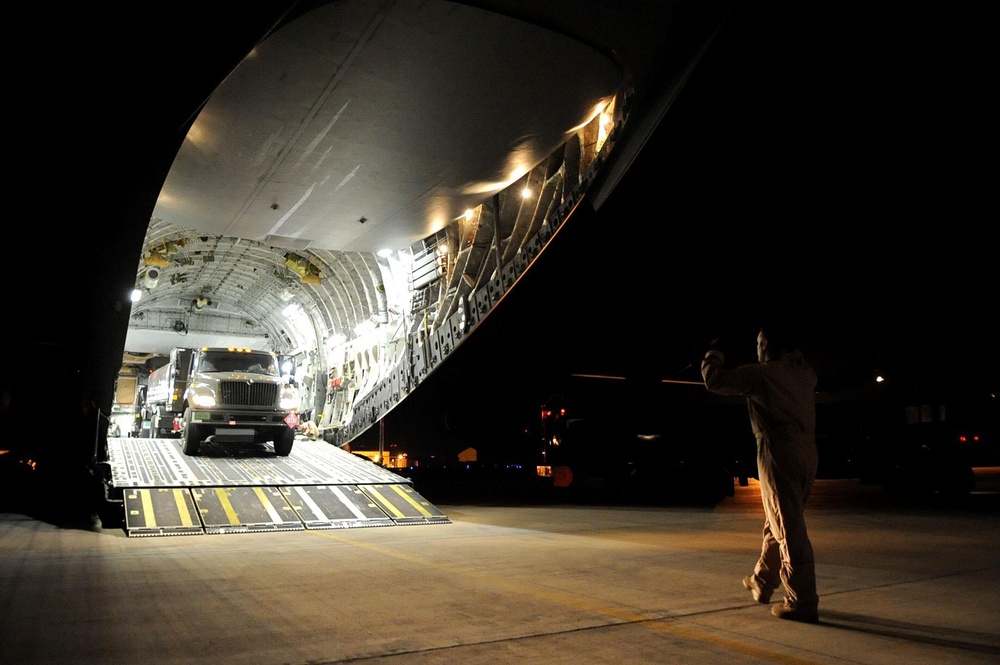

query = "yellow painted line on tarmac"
[
  {"left": 305, "top": 529, "right": 823, "bottom": 665},
  {"left": 215, "top": 488, "right": 240, "bottom": 524},
  {"left": 390, "top": 484, "right": 433, "bottom": 516}
]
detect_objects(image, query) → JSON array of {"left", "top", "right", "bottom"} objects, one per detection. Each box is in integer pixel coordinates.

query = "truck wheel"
[
  {"left": 182, "top": 423, "right": 202, "bottom": 455},
  {"left": 273, "top": 427, "right": 295, "bottom": 456}
]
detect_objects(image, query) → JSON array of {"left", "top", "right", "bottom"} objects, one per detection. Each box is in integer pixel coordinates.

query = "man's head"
[{"left": 758, "top": 317, "right": 801, "bottom": 362}]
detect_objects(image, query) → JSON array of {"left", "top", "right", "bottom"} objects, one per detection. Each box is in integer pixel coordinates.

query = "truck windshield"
[{"left": 200, "top": 351, "right": 278, "bottom": 376}]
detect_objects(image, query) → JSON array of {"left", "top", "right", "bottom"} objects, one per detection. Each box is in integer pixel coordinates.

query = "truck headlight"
[
  {"left": 191, "top": 395, "right": 215, "bottom": 409},
  {"left": 189, "top": 393, "right": 217, "bottom": 408}
]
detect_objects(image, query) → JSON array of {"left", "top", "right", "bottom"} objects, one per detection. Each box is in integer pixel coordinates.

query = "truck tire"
[
  {"left": 182, "top": 424, "right": 201, "bottom": 455},
  {"left": 273, "top": 427, "right": 295, "bottom": 456}
]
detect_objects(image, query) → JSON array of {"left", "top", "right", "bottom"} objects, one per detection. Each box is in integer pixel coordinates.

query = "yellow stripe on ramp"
[
  {"left": 215, "top": 488, "right": 240, "bottom": 525},
  {"left": 253, "top": 486, "right": 285, "bottom": 523},
  {"left": 140, "top": 490, "right": 156, "bottom": 527},
  {"left": 390, "top": 484, "right": 434, "bottom": 516},
  {"left": 365, "top": 486, "right": 405, "bottom": 517},
  {"left": 172, "top": 489, "right": 195, "bottom": 527}
]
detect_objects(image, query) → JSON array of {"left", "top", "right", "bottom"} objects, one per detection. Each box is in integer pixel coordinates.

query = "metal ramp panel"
[
  {"left": 121, "top": 483, "right": 447, "bottom": 536},
  {"left": 192, "top": 486, "right": 307, "bottom": 535},
  {"left": 106, "top": 437, "right": 450, "bottom": 536},
  {"left": 358, "top": 483, "right": 451, "bottom": 525},
  {"left": 279, "top": 485, "right": 397, "bottom": 529},
  {"left": 123, "top": 488, "right": 205, "bottom": 537}
]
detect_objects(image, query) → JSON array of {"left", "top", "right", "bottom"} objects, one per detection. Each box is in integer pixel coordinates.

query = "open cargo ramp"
[{"left": 104, "top": 437, "right": 449, "bottom": 537}]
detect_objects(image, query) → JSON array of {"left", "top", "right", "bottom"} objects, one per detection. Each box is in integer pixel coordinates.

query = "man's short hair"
[{"left": 760, "top": 316, "right": 803, "bottom": 354}]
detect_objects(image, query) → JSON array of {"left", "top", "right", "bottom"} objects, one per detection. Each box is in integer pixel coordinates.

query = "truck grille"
[{"left": 219, "top": 381, "right": 279, "bottom": 407}]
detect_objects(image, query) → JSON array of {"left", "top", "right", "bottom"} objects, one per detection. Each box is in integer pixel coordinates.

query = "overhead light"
[
  {"left": 377, "top": 248, "right": 393, "bottom": 258},
  {"left": 130, "top": 289, "right": 142, "bottom": 303},
  {"left": 143, "top": 267, "right": 161, "bottom": 289}
]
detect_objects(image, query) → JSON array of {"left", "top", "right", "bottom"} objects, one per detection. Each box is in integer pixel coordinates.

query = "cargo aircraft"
[
  {"left": 4, "top": 1, "right": 995, "bottom": 529},
  {"left": 4, "top": 0, "right": 747, "bottom": 524},
  {"left": 108, "top": 1, "right": 737, "bottom": 447}
]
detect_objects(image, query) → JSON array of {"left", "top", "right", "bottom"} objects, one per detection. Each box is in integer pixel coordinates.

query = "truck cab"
[{"left": 180, "top": 347, "right": 300, "bottom": 456}]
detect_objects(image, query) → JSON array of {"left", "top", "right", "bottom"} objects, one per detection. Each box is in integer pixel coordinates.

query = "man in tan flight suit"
[{"left": 701, "top": 323, "right": 820, "bottom": 623}]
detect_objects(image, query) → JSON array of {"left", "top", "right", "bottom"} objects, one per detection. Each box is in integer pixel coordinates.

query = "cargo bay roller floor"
[{"left": 101, "top": 437, "right": 449, "bottom": 537}]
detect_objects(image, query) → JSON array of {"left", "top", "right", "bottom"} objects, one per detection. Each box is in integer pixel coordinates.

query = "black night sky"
[{"left": 358, "top": 2, "right": 997, "bottom": 463}]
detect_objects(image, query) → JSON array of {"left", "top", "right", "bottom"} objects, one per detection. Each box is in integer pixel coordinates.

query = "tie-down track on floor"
[{"left": 102, "top": 437, "right": 449, "bottom": 537}]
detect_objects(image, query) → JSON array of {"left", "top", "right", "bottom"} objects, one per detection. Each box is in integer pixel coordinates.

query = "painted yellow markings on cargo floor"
[{"left": 307, "top": 530, "right": 823, "bottom": 665}]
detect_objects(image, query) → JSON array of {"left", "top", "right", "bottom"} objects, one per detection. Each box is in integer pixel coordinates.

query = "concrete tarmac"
[{"left": 1, "top": 477, "right": 998, "bottom": 664}]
